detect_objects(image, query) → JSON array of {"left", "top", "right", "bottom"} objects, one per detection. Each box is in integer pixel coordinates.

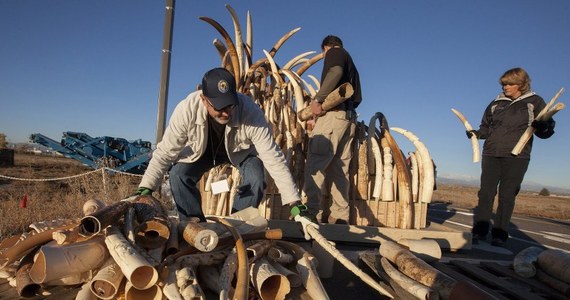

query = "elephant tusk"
[
  {"left": 295, "top": 52, "right": 324, "bottom": 76},
  {"left": 225, "top": 5, "right": 245, "bottom": 78},
  {"left": 199, "top": 16, "right": 241, "bottom": 87},
  {"left": 283, "top": 51, "right": 316, "bottom": 70},
  {"left": 512, "top": 99, "right": 565, "bottom": 156},
  {"left": 451, "top": 108, "right": 480, "bottom": 163},
  {"left": 390, "top": 127, "right": 434, "bottom": 205},
  {"left": 262, "top": 49, "right": 284, "bottom": 86}
]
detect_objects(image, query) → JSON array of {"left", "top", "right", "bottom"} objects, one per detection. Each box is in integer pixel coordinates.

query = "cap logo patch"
[{"left": 218, "top": 80, "right": 229, "bottom": 94}]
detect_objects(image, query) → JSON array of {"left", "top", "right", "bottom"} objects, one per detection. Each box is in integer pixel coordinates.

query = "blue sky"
[{"left": 1, "top": 1, "right": 569, "bottom": 190}]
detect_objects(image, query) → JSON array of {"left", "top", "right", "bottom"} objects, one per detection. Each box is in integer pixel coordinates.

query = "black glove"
[
  {"left": 466, "top": 130, "right": 479, "bottom": 139},
  {"left": 290, "top": 203, "right": 319, "bottom": 240},
  {"left": 531, "top": 119, "right": 551, "bottom": 132},
  {"left": 135, "top": 187, "right": 153, "bottom": 196}
]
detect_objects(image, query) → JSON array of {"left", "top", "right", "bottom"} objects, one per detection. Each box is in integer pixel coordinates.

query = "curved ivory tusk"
[
  {"left": 369, "top": 136, "right": 383, "bottom": 199},
  {"left": 225, "top": 4, "right": 245, "bottom": 78},
  {"left": 295, "top": 52, "right": 324, "bottom": 76},
  {"left": 283, "top": 51, "right": 316, "bottom": 70},
  {"left": 246, "top": 11, "right": 253, "bottom": 61},
  {"left": 382, "top": 129, "right": 413, "bottom": 229},
  {"left": 408, "top": 152, "right": 419, "bottom": 202},
  {"left": 76, "top": 281, "right": 98, "bottom": 300},
  {"left": 263, "top": 49, "right": 284, "bottom": 86},
  {"left": 268, "top": 27, "right": 301, "bottom": 57},
  {"left": 381, "top": 142, "right": 394, "bottom": 202},
  {"left": 451, "top": 108, "right": 480, "bottom": 163},
  {"left": 199, "top": 16, "right": 240, "bottom": 87},
  {"left": 212, "top": 38, "right": 228, "bottom": 63},
  {"left": 390, "top": 127, "right": 434, "bottom": 204},
  {"left": 380, "top": 257, "right": 439, "bottom": 300},
  {"left": 280, "top": 69, "right": 305, "bottom": 113},
  {"left": 299, "top": 76, "right": 316, "bottom": 98},
  {"left": 307, "top": 74, "right": 320, "bottom": 91},
  {"left": 512, "top": 102, "right": 565, "bottom": 156}
]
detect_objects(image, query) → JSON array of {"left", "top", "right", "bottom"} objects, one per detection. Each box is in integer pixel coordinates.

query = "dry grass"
[
  {"left": 1, "top": 153, "right": 569, "bottom": 240},
  {"left": 432, "top": 184, "right": 570, "bottom": 220},
  {"left": 0, "top": 152, "right": 171, "bottom": 240}
]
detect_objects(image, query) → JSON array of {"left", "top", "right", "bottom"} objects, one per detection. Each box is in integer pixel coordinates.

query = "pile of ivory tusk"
[
  {"left": 378, "top": 240, "right": 496, "bottom": 300},
  {"left": 513, "top": 246, "right": 570, "bottom": 297},
  {"left": 198, "top": 5, "right": 435, "bottom": 230},
  {"left": 0, "top": 197, "right": 336, "bottom": 299}
]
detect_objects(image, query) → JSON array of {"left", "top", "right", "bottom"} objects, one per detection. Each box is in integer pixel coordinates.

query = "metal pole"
[{"left": 155, "top": 0, "right": 175, "bottom": 144}]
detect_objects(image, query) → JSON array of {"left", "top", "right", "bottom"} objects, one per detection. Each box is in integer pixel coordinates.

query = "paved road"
[{"left": 428, "top": 202, "right": 570, "bottom": 261}]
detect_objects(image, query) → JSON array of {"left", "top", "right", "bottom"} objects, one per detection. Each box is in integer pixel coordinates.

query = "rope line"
[{"left": 0, "top": 167, "right": 142, "bottom": 182}]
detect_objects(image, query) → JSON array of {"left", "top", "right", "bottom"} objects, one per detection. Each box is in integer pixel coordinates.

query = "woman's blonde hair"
[{"left": 500, "top": 67, "right": 531, "bottom": 94}]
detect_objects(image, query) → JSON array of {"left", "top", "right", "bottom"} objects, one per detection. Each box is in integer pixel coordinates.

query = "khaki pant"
[{"left": 303, "top": 110, "right": 355, "bottom": 223}]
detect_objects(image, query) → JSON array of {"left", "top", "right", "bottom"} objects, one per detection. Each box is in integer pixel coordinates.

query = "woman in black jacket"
[{"left": 467, "top": 67, "right": 556, "bottom": 247}]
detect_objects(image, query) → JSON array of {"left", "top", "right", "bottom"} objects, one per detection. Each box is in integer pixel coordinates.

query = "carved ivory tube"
[
  {"left": 276, "top": 241, "right": 329, "bottom": 300},
  {"left": 90, "top": 257, "right": 124, "bottom": 299},
  {"left": 104, "top": 226, "right": 158, "bottom": 290},
  {"left": 82, "top": 198, "right": 106, "bottom": 216},
  {"left": 0, "top": 219, "right": 78, "bottom": 269},
  {"left": 250, "top": 257, "right": 291, "bottom": 300},
  {"left": 181, "top": 221, "right": 219, "bottom": 252},
  {"left": 28, "top": 237, "right": 107, "bottom": 284},
  {"left": 15, "top": 250, "right": 40, "bottom": 298},
  {"left": 297, "top": 82, "right": 354, "bottom": 121},
  {"left": 76, "top": 282, "right": 98, "bottom": 300},
  {"left": 125, "top": 280, "right": 163, "bottom": 300},
  {"left": 269, "top": 261, "right": 302, "bottom": 288},
  {"left": 80, "top": 200, "right": 131, "bottom": 237}
]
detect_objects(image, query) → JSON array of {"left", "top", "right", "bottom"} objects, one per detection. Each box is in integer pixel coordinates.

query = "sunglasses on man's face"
[{"left": 203, "top": 95, "right": 235, "bottom": 113}]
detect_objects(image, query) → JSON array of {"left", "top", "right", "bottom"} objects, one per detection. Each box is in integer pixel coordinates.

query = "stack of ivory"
[
  {"left": 513, "top": 246, "right": 570, "bottom": 297},
  {"left": 0, "top": 198, "right": 333, "bottom": 299},
  {"left": 197, "top": 5, "right": 434, "bottom": 229}
]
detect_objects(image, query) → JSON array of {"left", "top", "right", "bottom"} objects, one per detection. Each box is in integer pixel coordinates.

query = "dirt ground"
[{"left": 1, "top": 152, "right": 569, "bottom": 240}]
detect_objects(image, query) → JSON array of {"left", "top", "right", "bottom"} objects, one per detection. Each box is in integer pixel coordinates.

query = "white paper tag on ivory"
[{"left": 211, "top": 179, "right": 230, "bottom": 195}]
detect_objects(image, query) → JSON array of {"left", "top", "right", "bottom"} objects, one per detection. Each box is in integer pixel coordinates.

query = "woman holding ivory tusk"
[{"left": 467, "top": 67, "right": 556, "bottom": 247}]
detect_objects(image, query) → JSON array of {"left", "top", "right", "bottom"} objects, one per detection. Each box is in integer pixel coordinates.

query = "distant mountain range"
[{"left": 437, "top": 176, "right": 570, "bottom": 196}]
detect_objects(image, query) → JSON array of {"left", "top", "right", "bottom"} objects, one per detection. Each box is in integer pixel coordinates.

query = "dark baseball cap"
[{"left": 202, "top": 68, "right": 238, "bottom": 110}]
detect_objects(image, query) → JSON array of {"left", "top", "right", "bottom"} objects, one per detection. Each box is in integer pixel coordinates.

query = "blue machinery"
[{"left": 30, "top": 132, "right": 152, "bottom": 174}]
